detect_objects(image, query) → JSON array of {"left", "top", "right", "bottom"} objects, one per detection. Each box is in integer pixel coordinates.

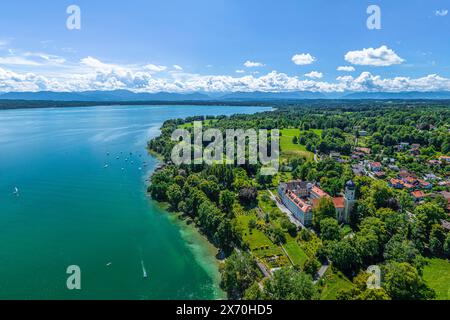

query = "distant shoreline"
[
  {"left": 2, "top": 98, "right": 450, "bottom": 111},
  {"left": 0, "top": 100, "right": 274, "bottom": 111}
]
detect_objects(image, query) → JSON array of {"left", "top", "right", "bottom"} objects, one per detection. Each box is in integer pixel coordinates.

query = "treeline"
[{"left": 148, "top": 163, "right": 262, "bottom": 252}]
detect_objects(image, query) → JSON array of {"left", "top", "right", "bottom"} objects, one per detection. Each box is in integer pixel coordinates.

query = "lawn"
[
  {"left": 283, "top": 241, "right": 309, "bottom": 267},
  {"left": 279, "top": 128, "right": 318, "bottom": 161},
  {"left": 258, "top": 190, "right": 283, "bottom": 217},
  {"left": 237, "top": 214, "right": 289, "bottom": 269},
  {"left": 179, "top": 119, "right": 218, "bottom": 129},
  {"left": 319, "top": 268, "right": 353, "bottom": 300},
  {"left": 237, "top": 214, "right": 274, "bottom": 250},
  {"left": 423, "top": 258, "right": 450, "bottom": 300}
]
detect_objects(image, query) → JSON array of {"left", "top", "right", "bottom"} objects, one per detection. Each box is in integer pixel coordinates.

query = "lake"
[{"left": 0, "top": 104, "right": 270, "bottom": 299}]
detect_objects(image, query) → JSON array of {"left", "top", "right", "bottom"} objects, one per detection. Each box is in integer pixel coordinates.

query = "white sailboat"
[{"left": 13, "top": 187, "right": 19, "bottom": 196}]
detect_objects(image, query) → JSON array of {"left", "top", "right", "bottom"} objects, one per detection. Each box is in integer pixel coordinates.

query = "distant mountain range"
[
  {"left": 0, "top": 90, "right": 211, "bottom": 102},
  {"left": 0, "top": 90, "right": 450, "bottom": 101},
  {"left": 219, "top": 91, "right": 327, "bottom": 100},
  {"left": 343, "top": 91, "right": 450, "bottom": 100}
]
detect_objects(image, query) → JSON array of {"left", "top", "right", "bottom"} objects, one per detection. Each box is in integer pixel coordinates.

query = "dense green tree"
[
  {"left": 429, "top": 224, "right": 446, "bottom": 257},
  {"left": 261, "top": 267, "right": 319, "bottom": 300},
  {"left": 243, "top": 282, "right": 265, "bottom": 300},
  {"left": 337, "top": 272, "right": 390, "bottom": 300},
  {"left": 328, "top": 239, "right": 361, "bottom": 276},
  {"left": 238, "top": 187, "right": 258, "bottom": 206},
  {"left": 214, "top": 218, "right": 236, "bottom": 250},
  {"left": 376, "top": 208, "right": 406, "bottom": 236},
  {"left": 370, "top": 180, "right": 396, "bottom": 210},
  {"left": 319, "top": 218, "right": 340, "bottom": 241},
  {"left": 166, "top": 184, "right": 183, "bottom": 210},
  {"left": 256, "top": 171, "right": 273, "bottom": 187},
  {"left": 220, "top": 252, "right": 261, "bottom": 299},
  {"left": 444, "top": 232, "right": 450, "bottom": 258},
  {"left": 383, "top": 234, "right": 424, "bottom": 271},
  {"left": 199, "top": 179, "right": 221, "bottom": 202},
  {"left": 280, "top": 218, "right": 297, "bottom": 237},
  {"left": 269, "top": 226, "right": 286, "bottom": 244},
  {"left": 313, "top": 197, "right": 336, "bottom": 227},
  {"left": 303, "top": 258, "right": 321, "bottom": 277},
  {"left": 384, "top": 262, "right": 435, "bottom": 300},
  {"left": 414, "top": 203, "right": 446, "bottom": 235},
  {"left": 219, "top": 190, "right": 235, "bottom": 215}
]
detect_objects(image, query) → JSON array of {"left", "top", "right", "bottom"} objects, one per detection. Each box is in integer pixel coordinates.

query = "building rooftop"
[
  {"left": 286, "top": 190, "right": 312, "bottom": 213},
  {"left": 411, "top": 190, "right": 425, "bottom": 198},
  {"left": 370, "top": 162, "right": 382, "bottom": 167},
  {"left": 332, "top": 197, "right": 345, "bottom": 209},
  {"left": 311, "top": 186, "right": 330, "bottom": 198}
]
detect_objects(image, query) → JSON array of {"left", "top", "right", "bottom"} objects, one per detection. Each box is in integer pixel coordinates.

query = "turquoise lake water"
[{"left": 0, "top": 104, "right": 269, "bottom": 299}]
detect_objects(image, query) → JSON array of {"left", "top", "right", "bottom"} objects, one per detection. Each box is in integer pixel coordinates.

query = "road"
[
  {"left": 314, "top": 264, "right": 329, "bottom": 284},
  {"left": 267, "top": 189, "right": 304, "bottom": 229}
]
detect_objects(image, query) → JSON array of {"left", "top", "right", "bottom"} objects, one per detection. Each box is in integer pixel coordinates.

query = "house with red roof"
[
  {"left": 374, "top": 171, "right": 386, "bottom": 178},
  {"left": 411, "top": 190, "right": 425, "bottom": 202},
  {"left": 369, "top": 162, "right": 382, "bottom": 172},
  {"left": 278, "top": 180, "right": 356, "bottom": 226},
  {"left": 310, "top": 186, "right": 330, "bottom": 200},
  {"left": 390, "top": 178, "right": 403, "bottom": 189}
]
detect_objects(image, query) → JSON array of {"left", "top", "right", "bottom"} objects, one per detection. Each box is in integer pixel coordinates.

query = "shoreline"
[
  {"left": 146, "top": 155, "right": 226, "bottom": 300},
  {"left": 0, "top": 100, "right": 277, "bottom": 111}
]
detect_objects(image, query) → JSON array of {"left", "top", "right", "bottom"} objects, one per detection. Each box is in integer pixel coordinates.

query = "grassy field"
[
  {"left": 279, "top": 128, "right": 320, "bottom": 161},
  {"left": 283, "top": 241, "right": 309, "bottom": 266},
  {"left": 319, "top": 268, "right": 353, "bottom": 300},
  {"left": 236, "top": 213, "right": 289, "bottom": 268},
  {"left": 423, "top": 258, "right": 450, "bottom": 300},
  {"left": 237, "top": 214, "right": 273, "bottom": 250},
  {"left": 179, "top": 119, "right": 218, "bottom": 129}
]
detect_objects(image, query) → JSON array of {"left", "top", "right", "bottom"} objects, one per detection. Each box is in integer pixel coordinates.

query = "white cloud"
[
  {"left": 336, "top": 72, "right": 450, "bottom": 92},
  {"left": 235, "top": 69, "right": 245, "bottom": 74},
  {"left": 173, "top": 64, "right": 183, "bottom": 71},
  {"left": 345, "top": 45, "right": 405, "bottom": 66},
  {"left": 337, "top": 66, "right": 355, "bottom": 72},
  {"left": 0, "top": 56, "right": 42, "bottom": 66},
  {"left": 25, "top": 52, "right": 66, "bottom": 65},
  {"left": 291, "top": 53, "right": 316, "bottom": 65},
  {"left": 0, "top": 50, "right": 67, "bottom": 67},
  {"left": 304, "top": 71, "right": 323, "bottom": 79},
  {"left": 244, "top": 60, "right": 264, "bottom": 68},
  {"left": 1, "top": 56, "right": 450, "bottom": 94},
  {"left": 435, "top": 9, "right": 448, "bottom": 16},
  {"left": 144, "top": 64, "right": 167, "bottom": 73},
  {"left": 81, "top": 56, "right": 116, "bottom": 70}
]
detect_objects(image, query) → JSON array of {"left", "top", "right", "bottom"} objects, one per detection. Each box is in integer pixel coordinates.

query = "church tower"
[{"left": 343, "top": 180, "right": 356, "bottom": 223}]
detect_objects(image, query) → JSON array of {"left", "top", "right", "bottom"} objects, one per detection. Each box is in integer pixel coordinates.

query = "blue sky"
[{"left": 0, "top": 0, "right": 449, "bottom": 93}]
